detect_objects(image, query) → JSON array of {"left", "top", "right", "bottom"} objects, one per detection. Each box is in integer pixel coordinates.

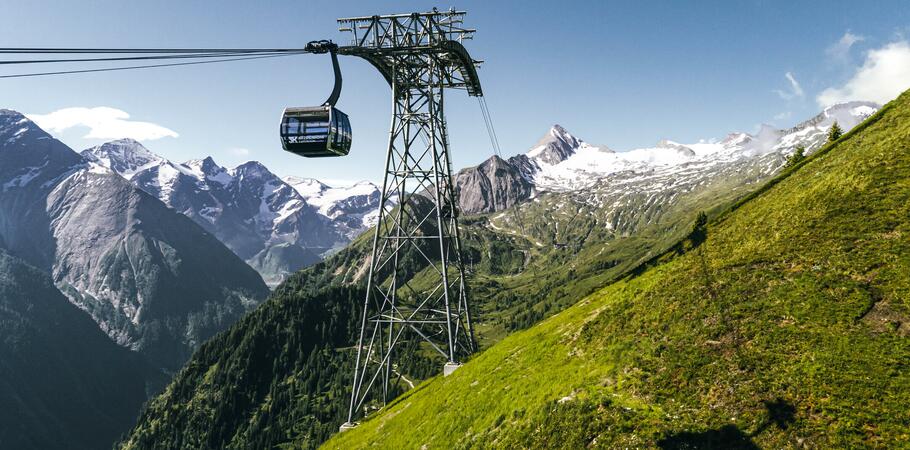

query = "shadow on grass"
[
  {"left": 657, "top": 398, "right": 795, "bottom": 450},
  {"left": 657, "top": 425, "right": 758, "bottom": 450}
]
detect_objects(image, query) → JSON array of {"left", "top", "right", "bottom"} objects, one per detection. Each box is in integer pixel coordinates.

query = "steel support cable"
[
  {"left": 0, "top": 47, "right": 309, "bottom": 54},
  {"left": 476, "top": 96, "right": 526, "bottom": 234},
  {"left": 0, "top": 52, "right": 307, "bottom": 79},
  {"left": 0, "top": 51, "right": 295, "bottom": 66},
  {"left": 477, "top": 97, "right": 502, "bottom": 157}
]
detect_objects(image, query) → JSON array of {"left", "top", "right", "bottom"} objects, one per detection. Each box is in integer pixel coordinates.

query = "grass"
[{"left": 323, "top": 91, "right": 910, "bottom": 448}]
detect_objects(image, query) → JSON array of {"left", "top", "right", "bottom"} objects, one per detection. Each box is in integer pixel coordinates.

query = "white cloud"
[
  {"left": 817, "top": 40, "right": 910, "bottom": 107},
  {"left": 26, "top": 107, "right": 178, "bottom": 141},
  {"left": 773, "top": 111, "right": 793, "bottom": 121},
  {"left": 774, "top": 72, "right": 804, "bottom": 100},
  {"left": 229, "top": 147, "right": 251, "bottom": 156},
  {"left": 826, "top": 31, "right": 865, "bottom": 62}
]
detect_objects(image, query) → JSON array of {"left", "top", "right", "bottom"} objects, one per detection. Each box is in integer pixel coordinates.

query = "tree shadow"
[
  {"left": 657, "top": 398, "right": 796, "bottom": 450},
  {"left": 657, "top": 425, "right": 759, "bottom": 450},
  {"left": 760, "top": 397, "right": 796, "bottom": 431}
]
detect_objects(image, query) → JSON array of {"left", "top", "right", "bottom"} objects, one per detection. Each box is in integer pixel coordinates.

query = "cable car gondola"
[{"left": 280, "top": 40, "right": 352, "bottom": 157}]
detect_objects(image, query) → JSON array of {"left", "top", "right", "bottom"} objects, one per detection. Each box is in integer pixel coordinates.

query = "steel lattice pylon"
[{"left": 336, "top": 10, "right": 482, "bottom": 426}]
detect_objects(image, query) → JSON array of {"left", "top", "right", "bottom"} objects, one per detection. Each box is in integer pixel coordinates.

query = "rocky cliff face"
[
  {"left": 1, "top": 110, "right": 269, "bottom": 371},
  {"left": 454, "top": 155, "right": 534, "bottom": 214}
]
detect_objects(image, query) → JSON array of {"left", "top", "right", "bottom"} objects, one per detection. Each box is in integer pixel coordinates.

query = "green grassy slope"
[
  {"left": 297, "top": 175, "right": 750, "bottom": 349},
  {"left": 119, "top": 177, "right": 738, "bottom": 450},
  {"left": 324, "top": 92, "right": 910, "bottom": 449}
]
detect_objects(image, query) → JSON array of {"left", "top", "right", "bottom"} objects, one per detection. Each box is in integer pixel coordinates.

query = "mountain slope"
[
  {"left": 1, "top": 111, "right": 269, "bottom": 371},
  {"left": 120, "top": 101, "right": 889, "bottom": 449},
  {"left": 120, "top": 282, "right": 365, "bottom": 450},
  {"left": 271, "top": 104, "right": 879, "bottom": 347},
  {"left": 325, "top": 93, "right": 910, "bottom": 448},
  {"left": 0, "top": 249, "right": 159, "bottom": 450}
]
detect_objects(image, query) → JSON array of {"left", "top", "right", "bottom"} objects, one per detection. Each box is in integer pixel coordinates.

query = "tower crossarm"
[{"left": 336, "top": 10, "right": 483, "bottom": 96}]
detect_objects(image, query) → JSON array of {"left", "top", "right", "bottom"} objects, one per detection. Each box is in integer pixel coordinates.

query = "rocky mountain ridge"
[
  {"left": 83, "top": 141, "right": 384, "bottom": 285},
  {"left": 0, "top": 110, "right": 269, "bottom": 371},
  {"left": 454, "top": 101, "right": 879, "bottom": 214}
]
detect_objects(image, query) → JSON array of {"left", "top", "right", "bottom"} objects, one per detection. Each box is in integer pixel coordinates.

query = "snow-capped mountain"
[
  {"left": 527, "top": 101, "right": 878, "bottom": 191},
  {"left": 283, "top": 176, "right": 385, "bottom": 239},
  {"left": 82, "top": 141, "right": 388, "bottom": 285},
  {"left": 455, "top": 101, "right": 879, "bottom": 214},
  {"left": 0, "top": 110, "right": 268, "bottom": 371},
  {"left": 79, "top": 138, "right": 166, "bottom": 178}
]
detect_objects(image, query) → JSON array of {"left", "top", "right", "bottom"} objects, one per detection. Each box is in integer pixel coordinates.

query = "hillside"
[
  {"left": 0, "top": 250, "right": 160, "bottom": 450},
  {"left": 120, "top": 281, "right": 365, "bottom": 449},
  {"left": 120, "top": 101, "right": 883, "bottom": 449},
  {"left": 309, "top": 103, "right": 877, "bottom": 344},
  {"left": 325, "top": 92, "right": 910, "bottom": 448}
]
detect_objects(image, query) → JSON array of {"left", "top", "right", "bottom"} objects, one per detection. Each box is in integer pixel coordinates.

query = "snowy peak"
[
  {"left": 527, "top": 124, "right": 584, "bottom": 165},
  {"left": 286, "top": 178, "right": 384, "bottom": 234},
  {"left": 545, "top": 124, "right": 579, "bottom": 146},
  {"left": 822, "top": 100, "right": 879, "bottom": 120},
  {"left": 82, "top": 139, "right": 164, "bottom": 179},
  {"left": 1, "top": 110, "right": 62, "bottom": 153},
  {"left": 788, "top": 101, "right": 880, "bottom": 134},
  {"left": 183, "top": 156, "right": 233, "bottom": 186},
  {"left": 0, "top": 109, "right": 46, "bottom": 142},
  {"left": 655, "top": 139, "right": 696, "bottom": 156},
  {"left": 720, "top": 132, "right": 751, "bottom": 148},
  {"left": 183, "top": 156, "right": 219, "bottom": 174},
  {"left": 770, "top": 101, "right": 880, "bottom": 155},
  {"left": 233, "top": 160, "right": 275, "bottom": 180},
  {"left": 283, "top": 176, "right": 330, "bottom": 197},
  {"left": 0, "top": 110, "right": 84, "bottom": 189},
  {"left": 289, "top": 179, "right": 380, "bottom": 216}
]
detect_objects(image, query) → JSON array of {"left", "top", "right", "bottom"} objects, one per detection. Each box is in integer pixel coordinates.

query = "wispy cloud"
[
  {"left": 773, "top": 111, "right": 792, "bottom": 121},
  {"left": 774, "top": 72, "right": 804, "bottom": 100},
  {"left": 817, "top": 40, "right": 910, "bottom": 107},
  {"left": 229, "top": 147, "right": 251, "bottom": 156},
  {"left": 26, "top": 107, "right": 178, "bottom": 141},
  {"left": 826, "top": 31, "right": 865, "bottom": 62}
]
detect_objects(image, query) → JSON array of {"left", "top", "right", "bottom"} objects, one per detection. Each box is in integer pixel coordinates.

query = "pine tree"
[
  {"left": 828, "top": 121, "right": 843, "bottom": 142},
  {"left": 785, "top": 145, "right": 806, "bottom": 168}
]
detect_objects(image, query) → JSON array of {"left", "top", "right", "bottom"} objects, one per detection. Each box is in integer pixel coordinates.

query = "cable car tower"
[
  {"left": 0, "top": 7, "right": 484, "bottom": 433},
  {"left": 330, "top": 9, "right": 483, "bottom": 427}
]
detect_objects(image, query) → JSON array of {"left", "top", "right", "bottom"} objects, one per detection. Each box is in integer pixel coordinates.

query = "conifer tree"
[
  {"left": 785, "top": 145, "right": 806, "bottom": 168},
  {"left": 828, "top": 121, "right": 843, "bottom": 142}
]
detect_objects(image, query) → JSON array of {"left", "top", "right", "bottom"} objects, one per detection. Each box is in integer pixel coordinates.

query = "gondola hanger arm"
[{"left": 304, "top": 40, "right": 342, "bottom": 107}]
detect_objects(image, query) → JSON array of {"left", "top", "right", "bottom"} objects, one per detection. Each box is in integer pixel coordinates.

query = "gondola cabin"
[{"left": 280, "top": 106, "right": 352, "bottom": 157}]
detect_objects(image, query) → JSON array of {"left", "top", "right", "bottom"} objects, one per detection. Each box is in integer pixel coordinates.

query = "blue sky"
[{"left": 2, "top": 1, "right": 909, "bottom": 185}]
